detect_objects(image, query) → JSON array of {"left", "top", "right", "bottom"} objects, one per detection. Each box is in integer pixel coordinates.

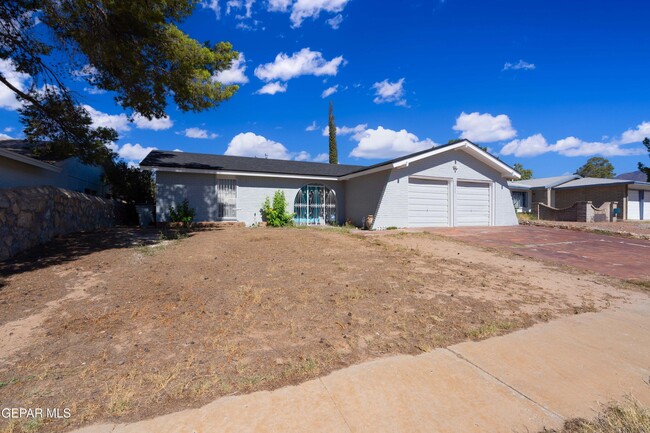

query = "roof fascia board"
[
  {"left": 145, "top": 165, "right": 341, "bottom": 181},
  {"left": 555, "top": 181, "right": 633, "bottom": 190},
  {"left": 391, "top": 141, "right": 520, "bottom": 179},
  {"left": 0, "top": 148, "right": 62, "bottom": 172}
]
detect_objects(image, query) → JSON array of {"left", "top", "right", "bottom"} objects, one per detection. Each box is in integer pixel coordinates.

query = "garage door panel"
[
  {"left": 408, "top": 178, "right": 449, "bottom": 227},
  {"left": 456, "top": 181, "right": 490, "bottom": 226},
  {"left": 628, "top": 190, "right": 640, "bottom": 220}
]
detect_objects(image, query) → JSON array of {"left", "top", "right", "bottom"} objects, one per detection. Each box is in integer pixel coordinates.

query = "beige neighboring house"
[
  {"left": 0, "top": 139, "right": 107, "bottom": 196},
  {"left": 509, "top": 175, "right": 650, "bottom": 220}
]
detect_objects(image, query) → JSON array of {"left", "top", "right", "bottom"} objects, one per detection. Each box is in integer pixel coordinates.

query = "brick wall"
[
  {"left": 555, "top": 185, "right": 626, "bottom": 210},
  {"left": 0, "top": 186, "right": 118, "bottom": 260}
]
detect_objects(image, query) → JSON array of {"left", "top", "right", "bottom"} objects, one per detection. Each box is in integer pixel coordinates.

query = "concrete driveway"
[{"left": 426, "top": 225, "right": 650, "bottom": 280}]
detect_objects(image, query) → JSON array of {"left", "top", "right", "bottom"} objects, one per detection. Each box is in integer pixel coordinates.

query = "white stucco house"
[{"left": 140, "top": 139, "right": 521, "bottom": 229}]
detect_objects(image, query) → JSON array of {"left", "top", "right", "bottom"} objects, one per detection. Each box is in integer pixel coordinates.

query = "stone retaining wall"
[{"left": 0, "top": 186, "right": 117, "bottom": 260}]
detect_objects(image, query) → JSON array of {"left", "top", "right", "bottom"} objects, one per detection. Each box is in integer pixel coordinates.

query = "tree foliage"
[
  {"left": 513, "top": 163, "right": 533, "bottom": 180},
  {"left": 638, "top": 137, "right": 650, "bottom": 182},
  {"left": 575, "top": 157, "right": 615, "bottom": 179},
  {"left": 103, "top": 159, "right": 155, "bottom": 204},
  {"left": 0, "top": 0, "right": 239, "bottom": 163},
  {"left": 169, "top": 199, "right": 196, "bottom": 227},
  {"left": 328, "top": 101, "right": 338, "bottom": 164}
]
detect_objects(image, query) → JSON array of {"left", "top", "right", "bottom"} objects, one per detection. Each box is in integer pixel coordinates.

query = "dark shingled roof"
[
  {"left": 140, "top": 140, "right": 515, "bottom": 178},
  {"left": 140, "top": 150, "right": 366, "bottom": 177}
]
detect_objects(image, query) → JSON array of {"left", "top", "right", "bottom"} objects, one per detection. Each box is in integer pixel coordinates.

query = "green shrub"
[
  {"left": 262, "top": 191, "right": 295, "bottom": 227},
  {"left": 169, "top": 199, "right": 196, "bottom": 227}
]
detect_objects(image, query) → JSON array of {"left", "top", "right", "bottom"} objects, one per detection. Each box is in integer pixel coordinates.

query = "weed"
[
  {"left": 386, "top": 226, "right": 398, "bottom": 230},
  {"left": 24, "top": 419, "right": 44, "bottom": 432},
  {"left": 466, "top": 320, "right": 514, "bottom": 340},
  {"left": 540, "top": 396, "right": 650, "bottom": 432}
]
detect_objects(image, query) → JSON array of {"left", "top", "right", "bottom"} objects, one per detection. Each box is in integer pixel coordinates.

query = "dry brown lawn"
[{"left": 0, "top": 226, "right": 634, "bottom": 433}]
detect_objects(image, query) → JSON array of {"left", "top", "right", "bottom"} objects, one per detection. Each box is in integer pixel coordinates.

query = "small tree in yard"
[
  {"left": 169, "top": 199, "right": 196, "bottom": 228},
  {"left": 262, "top": 191, "right": 294, "bottom": 227}
]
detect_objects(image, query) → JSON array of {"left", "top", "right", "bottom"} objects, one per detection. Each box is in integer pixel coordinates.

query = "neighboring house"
[
  {"left": 140, "top": 140, "right": 521, "bottom": 229},
  {"left": 508, "top": 175, "right": 650, "bottom": 220},
  {"left": 0, "top": 139, "right": 107, "bottom": 196}
]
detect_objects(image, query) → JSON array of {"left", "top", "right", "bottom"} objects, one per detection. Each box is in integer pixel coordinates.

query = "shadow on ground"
[{"left": 0, "top": 227, "right": 165, "bottom": 283}]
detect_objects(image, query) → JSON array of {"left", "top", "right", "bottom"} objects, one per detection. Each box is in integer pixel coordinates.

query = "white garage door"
[
  {"left": 456, "top": 181, "right": 490, "bottom": 226},
  {"left": 628, "top": 190, "right": 647, "bottom": 220},
  {"left": 408, "top": 178, "right": 449, "bottom": 227}
]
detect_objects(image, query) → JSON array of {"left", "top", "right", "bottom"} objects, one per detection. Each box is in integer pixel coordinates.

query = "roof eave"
[{"left": 0, "top": 148, "right": 62, "bottom": 172}]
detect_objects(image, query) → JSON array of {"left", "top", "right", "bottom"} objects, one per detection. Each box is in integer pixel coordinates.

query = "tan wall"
[{"left": 554, "top": 185, "right": 626, "bottom": 210}]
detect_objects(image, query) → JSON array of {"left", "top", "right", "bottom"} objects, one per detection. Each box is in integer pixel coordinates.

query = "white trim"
[
  {"left": 340, "top": 140, "right": 520, "bottom": 181},
  {"left": 0, "top": 148, "right": 62, "bottom": 172},
  {"left": 145, "top": 165, "right": 340, "bottom": 181}
]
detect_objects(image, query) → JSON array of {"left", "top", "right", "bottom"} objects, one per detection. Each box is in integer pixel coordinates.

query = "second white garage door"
[
  {"left": 455, "top": 181, "right": 491, "bottom": 226},
  {"left": 408, "top": 178, "right": 449, "bottom": 227},
  {"left": 628, "top": 190, "right": 647, "bottom": 220}
]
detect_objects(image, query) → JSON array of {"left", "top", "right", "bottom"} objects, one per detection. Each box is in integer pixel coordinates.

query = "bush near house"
[
  {"left": 169, "top": 199, "right": 196, "bottom": 228},
  {"left": 262, "top": 191, "right": 294, "bottom": 227}
]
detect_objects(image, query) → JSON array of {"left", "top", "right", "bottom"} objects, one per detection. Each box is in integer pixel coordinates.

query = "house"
[
  {"left": 0, "top": 139, "right": 107, "bottom": 196},
  {"left": 509, "top": 175, "right": 650, "bottom": 220},
  {"left": 140, "top": 139, "right": 521, "bottom": 229}
]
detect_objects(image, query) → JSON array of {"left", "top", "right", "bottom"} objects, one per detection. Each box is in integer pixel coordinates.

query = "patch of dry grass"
[{"left": 541, "top": 397, "right": 650, "bottom": 433}]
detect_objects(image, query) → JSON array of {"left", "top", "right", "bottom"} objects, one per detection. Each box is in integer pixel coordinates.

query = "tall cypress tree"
[{"left": 328, "top": 101, "right": 338, "bottom": 164}]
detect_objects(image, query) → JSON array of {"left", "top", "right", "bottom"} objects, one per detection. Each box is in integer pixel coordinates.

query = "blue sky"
[{"left": 1, "top": 0, "right": 649, "bottom": 177}]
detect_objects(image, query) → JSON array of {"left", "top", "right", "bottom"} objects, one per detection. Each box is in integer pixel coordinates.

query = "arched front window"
[{"left": 294, "top": 184, "right": 337, "bottom": 225}]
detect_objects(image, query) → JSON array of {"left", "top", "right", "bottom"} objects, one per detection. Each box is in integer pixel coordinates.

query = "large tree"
[
  {"left": 513, "top": 163, "right": 533, "bottom": 180},
  {"left": 575, "top": 157, "right": 615, "bottom": 179},
  {"left": 638, "top": 137, "right": 650, "bottom": 182},
  {"left": 0, "top": 0, "right": 239, "bottom": 164},
  {"left": 328, "top": 101, "right": 338, "bottom": 164}
]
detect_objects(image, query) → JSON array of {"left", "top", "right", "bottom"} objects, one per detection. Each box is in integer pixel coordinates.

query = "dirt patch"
[{"left": 0, "top": 227, "right": 634, "bottom": 433}]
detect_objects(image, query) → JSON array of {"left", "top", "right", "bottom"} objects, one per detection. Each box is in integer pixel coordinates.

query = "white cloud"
[
  {"left": 202, "top": 0, "right": 221, "bottom": 18},
  {"left": 0, "top": 59, "right": 30, "bottom": 110},
  {"left": 132, "top": 113, "right": 173, "bottom": 131},
  {"left": 372, "top": 78, "right": 407, "bottom": 107},
  {"left": 503, "top": 60, "right": 536, "bottom": 71},
  {"left": 173, "top": 148, "right": 184, "bottom": 152},
  {"left": 84, "top": 105, "right": 172, "bottom": 132},
  {"left": 0, "top": 133, "right": 13, "bottom": 140},
  {"left": 4, "top": 127, "right": 14, "bottom": 132},
  {"left": 289, "top": 0, "right": 350, "bottom": 27},
  {"left": 500, "top": 134, "right": 550, "bottom": 157},
  {"left": 453, "top": 112, "right": 517, "bottom": 143},
  {"left": 116, "top": 143, "right": 157, "bottom": 163},
  {"left": 501, "top": 134, "right": 645, "bottom": 158},
  {"left": 83, "top": 86, "right": 107, "bottom": 95},
  {"left": 321, "top": 85, "right": 338, "bottom": 98},
  {"left": 183, "top": 127, "right": 218, "bottom": 139},
  {"left": 226, "top": 132, "right": 292, "bottom": 159},
  {"left": 327, "top": 14, "right": 343, "bottom": 29},
  {"left": 83, "top": 104, "right": 131, "bottom": 132},
  {"left": 619, "top": 121, "right": 650, "bottom": 144},
  {"left": 313, "top": 153, "right": 329, "bottom": 162},
  {"left": 306, "top": 121, "right": 318, "bottom": 131},
  {"left": 294, "top": 150, "right": 311, "bottom": 161},
  {"left": 267, "top": 0, "right": 292, "bottom": 11},
  {"left": 254, "top": 48, "right": 345, "bottom": 82},
  {"left": 256, "top": 81, "right": 288, "bottom": 95},
  {"left": 322, "top": 123, "right": 367, "bottom": 141},
  {"left": 349, "top": 126, "right": 436, "bottom": 159},
  {"left": 213, "top": 53, "right": 249, "bottom": 85}
]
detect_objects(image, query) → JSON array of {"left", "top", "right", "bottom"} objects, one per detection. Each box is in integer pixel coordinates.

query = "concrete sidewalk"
[{"left": 75, "top": 295, "right": 650, "bottom": 433}]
